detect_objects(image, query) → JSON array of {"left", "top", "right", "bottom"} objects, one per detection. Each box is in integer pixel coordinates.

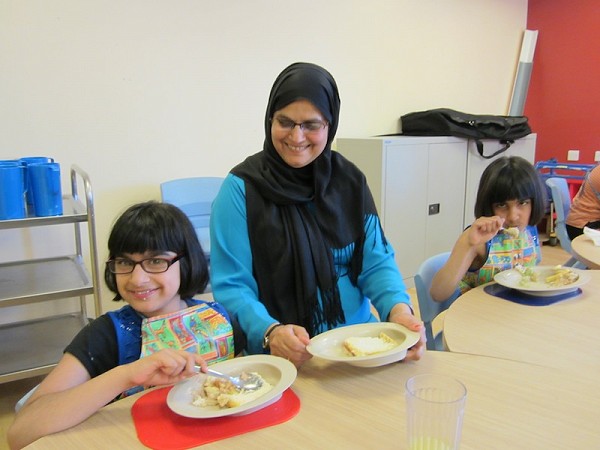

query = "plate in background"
[
  {"left": 306, "top": 322, "right": 420, "bottom": 367},
  {"left": 494, "top": 265, "right": 590, "bottom": 297}
]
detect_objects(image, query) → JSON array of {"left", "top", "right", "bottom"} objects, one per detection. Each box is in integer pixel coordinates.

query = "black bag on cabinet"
[{"left": 400, "top": 108, "right": 532, "bottom": 159}]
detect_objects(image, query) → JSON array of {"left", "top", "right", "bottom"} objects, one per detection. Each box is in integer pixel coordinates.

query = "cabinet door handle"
[{"left": 428, "top": 203, "right": 440, "bottom": 215}]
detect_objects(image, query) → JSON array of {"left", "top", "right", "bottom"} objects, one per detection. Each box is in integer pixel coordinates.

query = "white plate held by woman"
[
  {"left": 494, "top": 265, "right": 591, "bottom": 297},
  {"left": 306, "top": 322, "right": 420, "bottom": 367},
  {"left": 167, "top": 354, "right": 296, "bottom": 418}
]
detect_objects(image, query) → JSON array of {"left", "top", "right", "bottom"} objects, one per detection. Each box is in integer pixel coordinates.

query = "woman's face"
[
  {"left": 270, "top": 99, "right": 329, "bottom": 168},
  {"left": 492, "top": 199, "right": 532, "bottom": 230},
  {"left": 114, "top": 251, "right": 182, "bottom": 317}
]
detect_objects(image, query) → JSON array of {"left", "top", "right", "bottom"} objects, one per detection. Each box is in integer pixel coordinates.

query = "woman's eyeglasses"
[
  {"left": 271, "top": 117, "right": 328, "bottom": 133},
  {"left": 106, "top": 255, "right": 183, "bottom": 274}
]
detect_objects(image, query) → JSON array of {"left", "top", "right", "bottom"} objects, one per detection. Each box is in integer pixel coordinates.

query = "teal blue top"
[{"left": 210, "top": 173, "right": 411, "bottom": 354}]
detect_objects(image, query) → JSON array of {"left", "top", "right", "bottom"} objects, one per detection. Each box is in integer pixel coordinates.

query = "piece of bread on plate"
[{"left": 343, "top": 332, "right": 397, "bottom": 356}]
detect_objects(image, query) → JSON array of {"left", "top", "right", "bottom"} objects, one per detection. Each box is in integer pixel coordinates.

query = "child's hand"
[
  {"left": 467, "top": 216, "right": 505, "bottom": 246},
  {"left": 128, "top": 349, "right": 205, "bottom": 388}
]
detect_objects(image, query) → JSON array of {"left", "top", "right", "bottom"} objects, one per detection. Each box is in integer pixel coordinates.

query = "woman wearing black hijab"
[{"left": 210, "top": 62, "right": 425, "bottom": 367}]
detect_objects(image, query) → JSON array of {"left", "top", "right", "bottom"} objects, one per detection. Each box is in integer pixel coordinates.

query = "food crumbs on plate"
[
  {"left": 545, "top": 266, "right": 579, "bottom": 286},
  {"left": 192, "top": 372, "right": 272, "bottom": 409},
  {"left": 343, "top": 332, "right": 398, "bottom": 357},
  {"left": 515, "top": 264, "right": 538, "bottom": 286},
  {"left": 515, "top": 265, "right": 579, "bottom": 288}
]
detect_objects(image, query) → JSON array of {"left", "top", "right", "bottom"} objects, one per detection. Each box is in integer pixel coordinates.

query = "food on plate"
[
  {"left": 545, "top": 265, "right": 579, "bottom": 287},
  {"left": 343, "top": 332, "right": 398, "bottom": 356},
  {"left": 514, "top": 264, "right": 538, "bottom": 286},
  {"left": 514, "top": 264, "right": 579, "bottom": 288},
  {"left": 504, "top": 227, "right": 520, "bottom": 238},
  {"left": 192, "top": 372, "right": 272, "bottom": 408}
]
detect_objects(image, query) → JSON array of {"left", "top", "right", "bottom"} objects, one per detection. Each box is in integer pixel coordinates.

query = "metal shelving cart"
[{"left": 0, "top": 165, "right": 101, "bottom": 383}]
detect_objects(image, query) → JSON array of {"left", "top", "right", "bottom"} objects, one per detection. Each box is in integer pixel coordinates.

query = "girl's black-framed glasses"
[{"left": 106, "top": 255, "right": 184, "bottom": 274}]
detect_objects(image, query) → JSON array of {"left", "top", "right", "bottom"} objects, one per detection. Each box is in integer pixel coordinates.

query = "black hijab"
[{"left": 232, "top": 62, "right": 378, "bottom": 336}]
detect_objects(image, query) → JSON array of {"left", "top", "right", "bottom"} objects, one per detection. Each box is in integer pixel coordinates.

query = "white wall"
[{"left": 0, "top": 0, "right": 528, "bottom": 315}]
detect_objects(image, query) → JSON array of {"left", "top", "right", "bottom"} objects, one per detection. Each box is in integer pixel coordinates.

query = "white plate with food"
[
  {"left": 167, "top": 354, "right": 296, "bottom": 418},
  {"left": 494, "top": 265, "right": 591, "bottom": 297},
  {"left": 306, "top": 322, "right": 420, "bottom": 368}
]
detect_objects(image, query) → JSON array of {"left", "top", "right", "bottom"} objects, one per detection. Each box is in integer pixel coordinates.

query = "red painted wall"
[{"left": 526, "top": 0, "right": 600, "bottom": 164}]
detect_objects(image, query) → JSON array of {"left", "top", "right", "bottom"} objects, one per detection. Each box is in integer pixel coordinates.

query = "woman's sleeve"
[
  {"left": 590, "top": 166, "right": 600, "bottom": 201},
  {"left": 358, "top": 215, "right": 412, "bottom": 322},
  {"left": 209, "top": 174, "right": 276, "bottom": 354}
]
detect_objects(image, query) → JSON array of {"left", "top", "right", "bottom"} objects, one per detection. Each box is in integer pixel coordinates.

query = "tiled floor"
[{"left": 0, "top": 242, "right": 572, "bottom": 450}]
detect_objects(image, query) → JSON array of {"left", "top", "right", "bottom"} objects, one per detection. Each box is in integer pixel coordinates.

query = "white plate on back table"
[
  {"left": 494, "top": 265, "right": 590, "bottom": 297},
  {"left": 167, "top": 355, "right": 296, "bottom": 418},
  {"left": 306, "top": 322, "right": 420, "bottom": 367}
]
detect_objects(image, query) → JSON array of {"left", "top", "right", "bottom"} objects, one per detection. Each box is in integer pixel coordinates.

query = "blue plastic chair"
[
  {"left": 545, "top": 177, "right": 587, "bottom": 269},
  {"left": 414, "top": 252, "right": 459, "bottom": 351},
  {"left": 160, "top": 176, "right": 224, "bottom": 261},
  {"left": 15, "top": 385, "right": 38, "bottom": 412}
]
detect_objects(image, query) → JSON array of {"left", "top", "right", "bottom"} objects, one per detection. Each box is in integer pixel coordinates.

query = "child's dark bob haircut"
[
  {"left": 474, "top": 156, "right": 547, "bottom": 225},
  {"left": 104, "top": 201, "right": 209, "bottom": 301}
]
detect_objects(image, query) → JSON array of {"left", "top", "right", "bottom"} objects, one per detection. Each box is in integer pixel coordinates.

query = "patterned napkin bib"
[{"left": 141, "top": 301, "right": 235, "bottom": 363}]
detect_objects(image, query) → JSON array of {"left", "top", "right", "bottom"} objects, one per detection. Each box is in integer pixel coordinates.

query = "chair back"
[
  {"left": 15, "top": 385, "right": 38, "bottom": 412},
  {"left": 414, "top": 251, "right": 459, "bottom": 351},
  {"left": 545, "top": 177, "right": 585, "bottom": 268},
  {"left": 160, "top": 177, "right": 224, "bottom": 259}
]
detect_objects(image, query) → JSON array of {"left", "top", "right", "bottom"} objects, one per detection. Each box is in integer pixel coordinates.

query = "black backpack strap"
[{"left": 476, "top": 140, "right": 513, "bottom": 159}]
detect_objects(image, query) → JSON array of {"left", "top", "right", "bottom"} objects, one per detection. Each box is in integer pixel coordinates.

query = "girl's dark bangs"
[
  {"left": 490, "top": 168, "right": 534, "bottom": 202},
  {"left": 110, "top": 222, "right": 173, "bottom": 255}
]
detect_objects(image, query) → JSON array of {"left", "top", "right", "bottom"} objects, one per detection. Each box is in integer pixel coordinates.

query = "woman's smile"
[{"left": 285, "top": 143, "right": 310, "bottom": 152}]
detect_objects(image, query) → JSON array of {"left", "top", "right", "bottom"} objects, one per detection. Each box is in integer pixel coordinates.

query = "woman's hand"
[
  {"left": 127, "top": 348, "right": 206, "bottom": 388},
  {"left": 267, "top": 324, "right": 312, "bottom": 368},
  {"left": 388, "top": 304, "right": 426, "bottom": 361}
]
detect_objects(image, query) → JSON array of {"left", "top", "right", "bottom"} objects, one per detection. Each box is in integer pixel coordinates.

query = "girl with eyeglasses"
[
  {"left": 209, "top": 62, "right": 426, "bottom": 368},
  {"left": 9, "top": 201, "right": 244, "bottom": 450}
]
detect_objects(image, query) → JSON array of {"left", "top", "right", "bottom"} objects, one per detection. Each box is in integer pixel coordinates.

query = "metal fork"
[{"left": 194, "top": 366, "right": 263, "bottom": 391}]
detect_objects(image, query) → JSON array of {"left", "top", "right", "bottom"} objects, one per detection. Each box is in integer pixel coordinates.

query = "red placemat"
[{"left": 131, "top": 386, "right": 300, "bottom": 449}]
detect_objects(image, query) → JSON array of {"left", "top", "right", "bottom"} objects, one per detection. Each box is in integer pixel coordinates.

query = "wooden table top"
[
  {"left": 571, "top": 234, "right": 600, "bottom": 269},
  {"left": 25, "top": 351, "right": 600, "bottom": 450},
  {"left": 444, "top": 270, "right": 600, "bottom": 372}
]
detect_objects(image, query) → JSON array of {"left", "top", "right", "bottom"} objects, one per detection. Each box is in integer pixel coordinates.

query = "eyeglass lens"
[{"left": 273, "top": 117, "right": 327, "bottom": 132}]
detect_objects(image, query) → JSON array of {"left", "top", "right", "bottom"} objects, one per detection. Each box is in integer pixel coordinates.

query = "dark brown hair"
[
  {"left": 104, "top": 201, "right": 208, "bottom": 300},
  {"left": 474, "top": 156, "right": 547, "bottom": 225}
]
